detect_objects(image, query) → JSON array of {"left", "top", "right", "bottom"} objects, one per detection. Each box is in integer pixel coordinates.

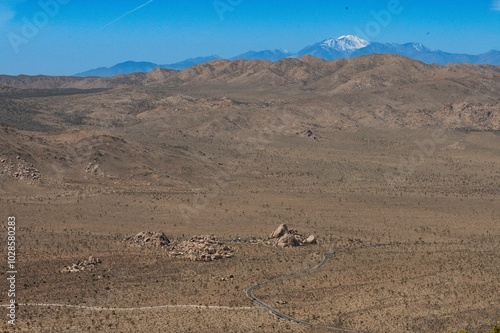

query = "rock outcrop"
[
  {"left": 268, "top": 224, "right": 317, "bottom": 247},
  {"left": 276, "top": 233, "right": 301, "bottom": 247},
  {"left": 61, "top": 256, "right": 102, "bottom": 273},
  {"left": 124, "top": 232, "right": 234, "bottom": 261},
  {"left": 123, "top": 231, "right": 171, "bottom": 248},
  {"left": 270, "top": 223, "right": 288, "bottom": 239},
  {"left": 0, "top": 156, "right": 41, "bottom": 182},
  {"left": 171, "top": 235, "right": 235, "bottom": 261}
]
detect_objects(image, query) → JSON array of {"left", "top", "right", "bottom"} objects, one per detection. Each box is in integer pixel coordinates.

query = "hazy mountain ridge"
[
  {"left": 73, "top": 35, "right": 500, "bottom": 77},
  {"left": 2, "top": 54, "right": 499, "bottom": 92},
  {"left": 230, "top": 49, "right": 293, "bottom": 62},
  {"left": 75, "top": 56, "right": 222, "bottom": 77}
]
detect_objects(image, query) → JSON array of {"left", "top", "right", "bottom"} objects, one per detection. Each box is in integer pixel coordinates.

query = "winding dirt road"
[
  {"left": 245, "top": 241, "right": 463, "bottom": 332},
  {"left": 246, "top": 248, "right": 361, "bottom": 333},
  {"left": 2, "top": 241, "right": 462, "bottom": 332},
  {"left": 6, "top": 303, "right": 255, "bottom": 311}
]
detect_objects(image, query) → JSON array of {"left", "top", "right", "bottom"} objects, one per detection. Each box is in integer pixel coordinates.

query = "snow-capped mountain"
[
  {"left": 322, "top": 35, "right": 370, "bottom": 51},
  {"left": 296, "top": 35, "right": 370, "bottom": 60},
  {"left": 75, "top": 35, "right": 500, "bottom": 77}
]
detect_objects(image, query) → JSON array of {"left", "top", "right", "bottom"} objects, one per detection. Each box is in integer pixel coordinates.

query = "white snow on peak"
[
  {"left": 411, "top": 43, "right": 430, "bottom": 52},
  {"left": 320, "top": 35, "right": 370, "bottom": 51}
]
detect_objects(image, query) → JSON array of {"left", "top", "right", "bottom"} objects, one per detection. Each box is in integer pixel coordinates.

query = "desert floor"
[{"left": 1, "top": 127, "right": 498, "bottom": 333}]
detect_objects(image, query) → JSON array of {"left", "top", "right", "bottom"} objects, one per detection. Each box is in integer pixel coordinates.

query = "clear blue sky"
[{"left": 0, "top": 0, "right": 499, "bottom": 76}]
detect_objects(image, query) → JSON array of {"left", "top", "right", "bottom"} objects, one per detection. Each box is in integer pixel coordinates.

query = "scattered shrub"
[{"left": 451, "top": 325, "right": 500, "bottom": 333}]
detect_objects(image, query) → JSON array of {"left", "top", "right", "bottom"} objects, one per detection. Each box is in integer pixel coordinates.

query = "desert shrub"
[
  {"left": 488, "top": 326, "right": 500, "bottom": 333},
  {"left": 451, "top": 325, "right": 500, "bottom": 333}
]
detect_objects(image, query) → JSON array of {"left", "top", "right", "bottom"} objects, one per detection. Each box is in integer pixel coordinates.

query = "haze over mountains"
[{"left": 74, "top": 35, "right": 500, "bottom": 77}]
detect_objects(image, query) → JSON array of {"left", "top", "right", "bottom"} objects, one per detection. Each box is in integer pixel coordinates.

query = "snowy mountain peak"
[
  {"left": 410, "top": 42, "right": 431, "bottom": 52},
  {"left": 320, "top": 35, "right": 370, "bottom": 51}
]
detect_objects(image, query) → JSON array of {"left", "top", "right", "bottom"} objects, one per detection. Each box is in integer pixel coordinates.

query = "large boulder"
[
  {"left": 304, "top": 235, "right": 317, "bottom": 244},
  {"left": 270, "top": 223, "right": 288, "bottom": 239}
]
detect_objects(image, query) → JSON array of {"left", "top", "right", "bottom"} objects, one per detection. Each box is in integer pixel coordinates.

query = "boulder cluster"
[
  {"left": 123, "top": 224, "right": 316, "bottom": 260},
  {"left": 85, "top": 160, "right": 104, "bottom": 176},
  {"left": 0, "top": 156, "right": 41, "bottom": 182},
  {"left": 61, "top": 256, "right": 102, "bottom": 273},
  {"left": 170, "top": 235, "right": 235, "bottom": 261},
  {"left": 123, "top": 232, "right": 235, "bottom": 262},
  {"left": 268, "top": 224, "right": 317, "bottom": 248},
  {"left": 123, "top": 231, "right": 171, "bottom": 248}
]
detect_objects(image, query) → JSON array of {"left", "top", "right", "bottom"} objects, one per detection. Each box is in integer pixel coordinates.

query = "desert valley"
[{"left": 0, "top": 54, "right": 499, "bottom": 333}]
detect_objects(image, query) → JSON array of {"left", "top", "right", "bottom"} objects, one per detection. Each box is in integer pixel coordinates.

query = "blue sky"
[{"left": 0, "top": 0, "right": 499, "bottom": 76}]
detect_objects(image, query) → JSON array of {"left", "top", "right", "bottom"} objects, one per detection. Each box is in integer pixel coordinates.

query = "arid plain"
[{"left": 0, "top": 55, "right": 499, "bottom": 333}]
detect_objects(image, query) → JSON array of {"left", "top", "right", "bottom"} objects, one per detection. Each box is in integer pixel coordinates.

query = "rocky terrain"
[
  {"left": 124, "top": 231, "right": 235, "bottom": 261},
  {"left": 61, "top": 256, "right": 102, "bottom": 273},
  {"left": 0, "top": 55, "right": 498, "bottom": 333},
  {"left": 170, "top": 235, "right": 235, "bottom": 261},
  {"left": 123, "top": 231, "right": 171, "bottom": 248}
]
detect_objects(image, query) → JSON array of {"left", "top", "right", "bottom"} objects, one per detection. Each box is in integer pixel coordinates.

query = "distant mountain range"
[
  {"left": 76, "top": 56, "right": 222, "bottom": 77},
  {"left": 75, "top": 35, "right": 500, "bottom": 77}
]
